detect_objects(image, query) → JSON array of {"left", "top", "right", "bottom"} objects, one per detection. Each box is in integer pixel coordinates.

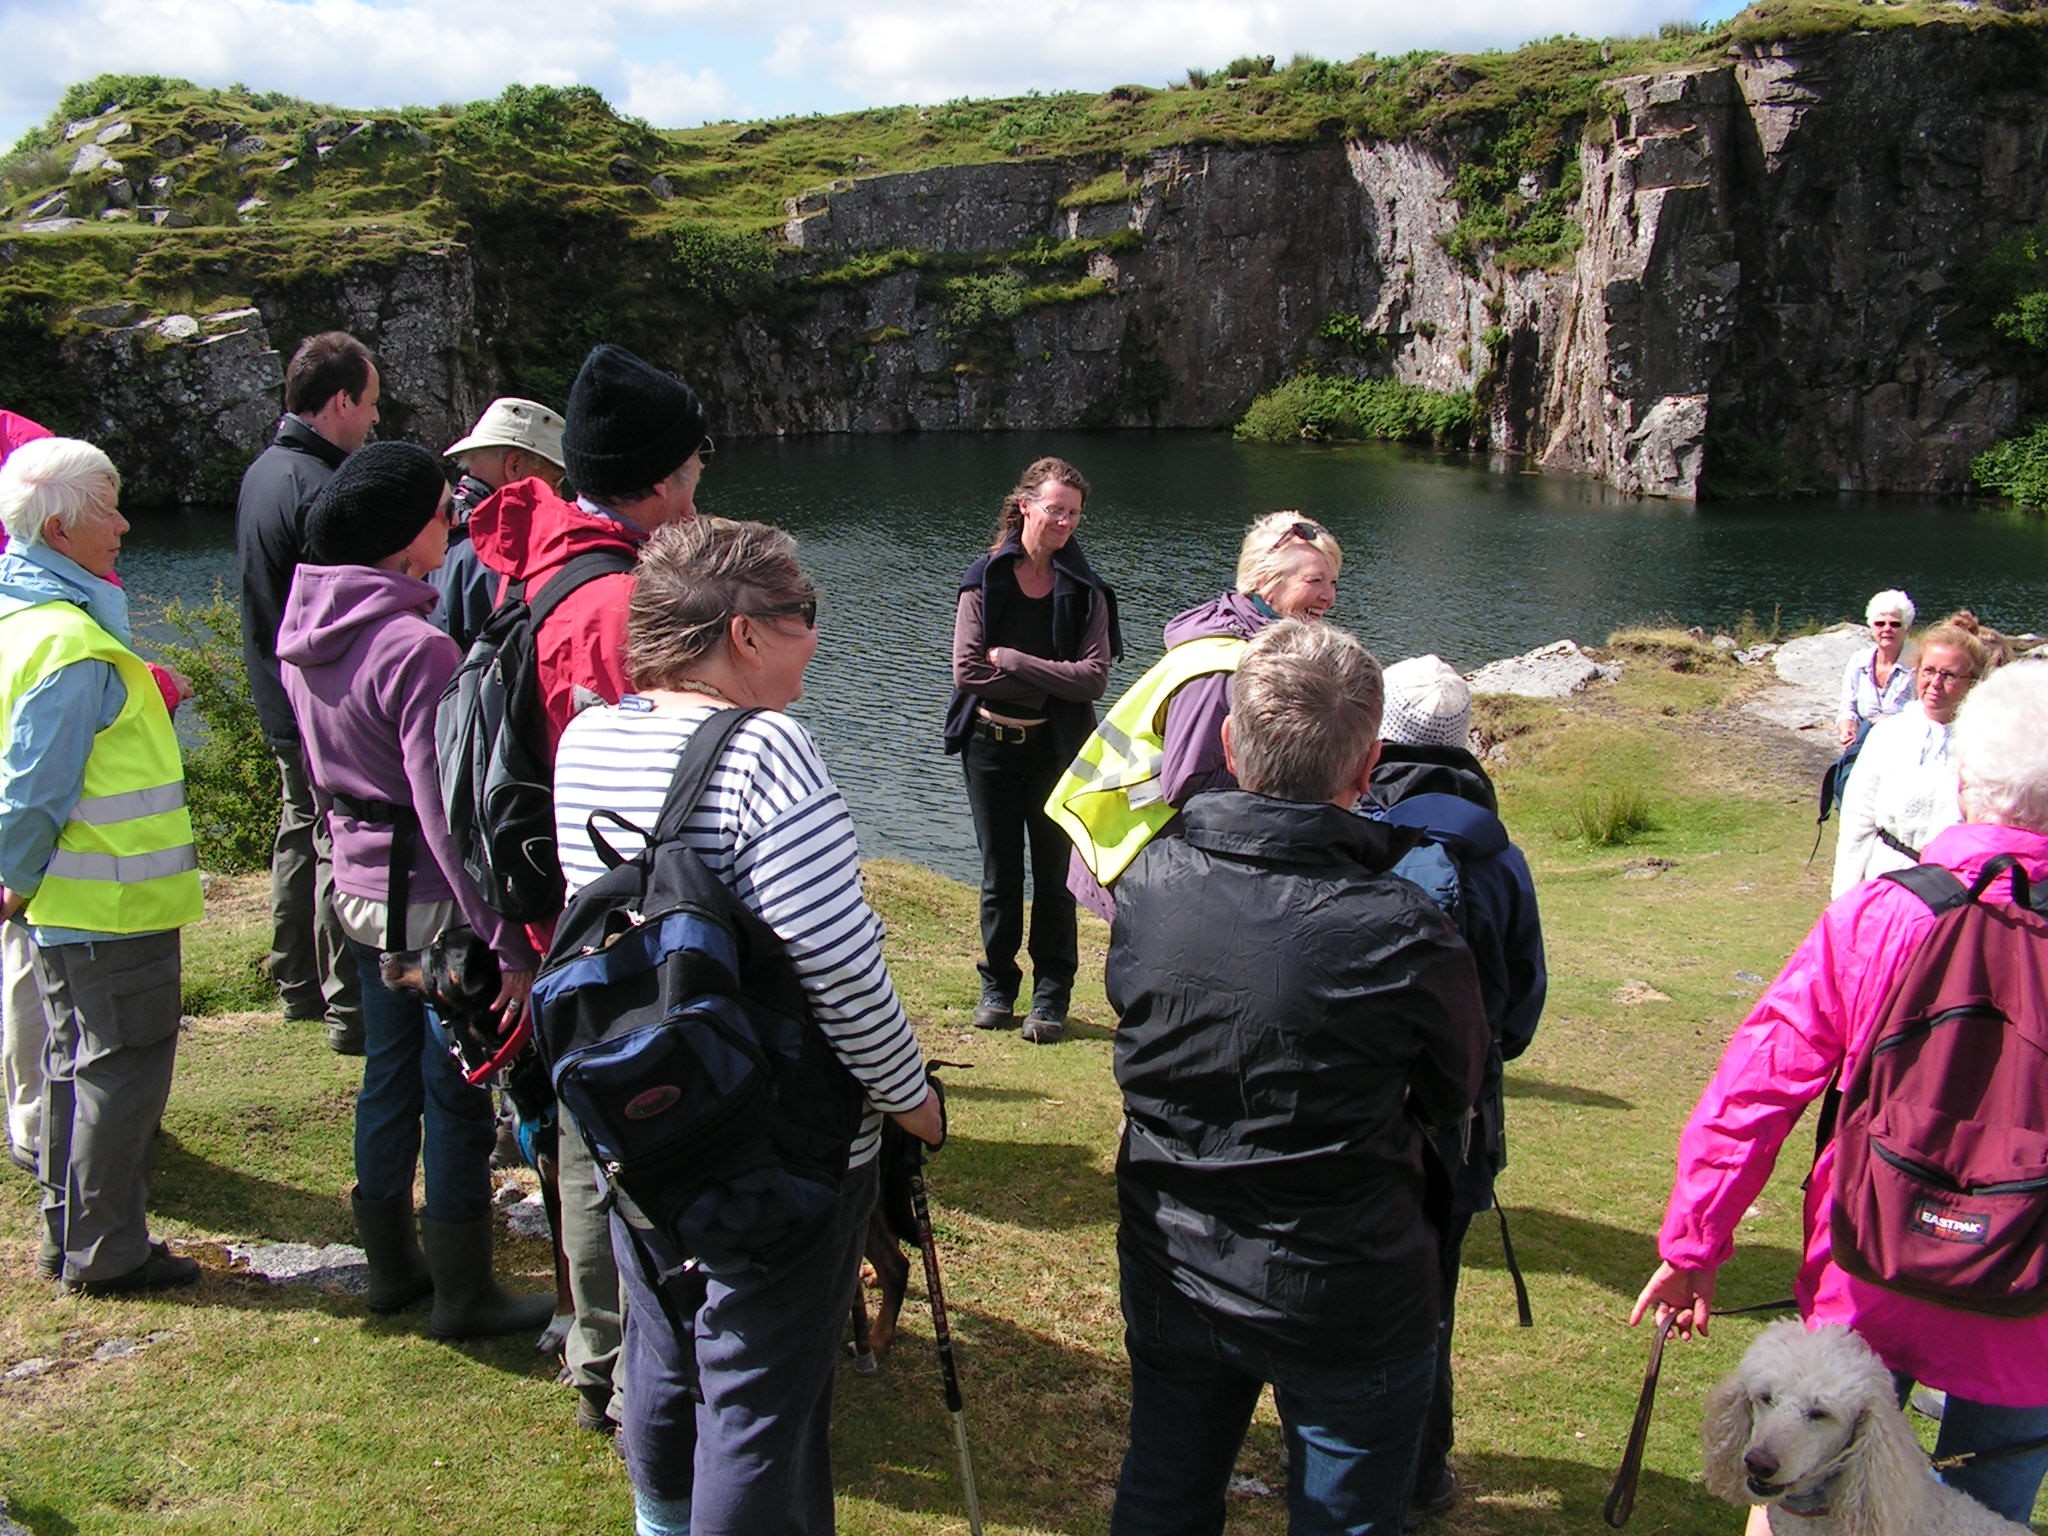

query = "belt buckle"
[{"left": 1003, "top": 722, "right": 1027, "bottom": 743}]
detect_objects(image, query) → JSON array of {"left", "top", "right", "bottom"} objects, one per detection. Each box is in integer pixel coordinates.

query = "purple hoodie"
[
  {"left": 276, "top": 564, "right": 536, "bottom": 969},
  {"left": 1157, "top": 590, "right": 1272, "bottom": 805}
]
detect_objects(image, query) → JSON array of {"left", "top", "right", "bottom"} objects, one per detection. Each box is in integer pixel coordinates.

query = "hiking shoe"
[
  {"left": 1021, "top": 1008, "right": 1066, "bottom": 1045},
  {"left": 1404, "top": 1468, "right": 1458, "bottom": 1529},
  {"left": 60, "top": 1242, "right": 200, "bottom": 1297},
  {"left": 971, "top": 994, "right": 1017, "bottom": 1030},
  {"left": 327, "top": 1016, "right": 365, "bottom": 1056},
  {"left": 36, "top": 1235, "right": 60, "bottom": 1280}
]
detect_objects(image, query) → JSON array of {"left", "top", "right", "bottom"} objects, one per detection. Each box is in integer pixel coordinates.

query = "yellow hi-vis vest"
[
  {"left": 1044, "top": 634, "right": 1246, "bottom": 888},
  {"left": 0, "top": 600, "right": 203, "bottom": 935}
]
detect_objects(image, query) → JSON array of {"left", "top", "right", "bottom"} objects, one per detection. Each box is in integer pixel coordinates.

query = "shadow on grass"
[
  {"left": 0, "top": 1501, "right": 78, "bottom": 1536},
  {"left": 1466, "top": 1204, "right": 1803, "bottom": 1305},
  {"left": 839, "top": 1300, "right": 1736, "bottom": 1536},
  {"left": 939, "top": 1137, "right": 1118, "bottom": 1231},
  {"left": 1505, "top": 1076, "right": 1634, "bottom": 1111},
  {"left": 146, "top": 1131, "right": 353, "bottom": 1248}
]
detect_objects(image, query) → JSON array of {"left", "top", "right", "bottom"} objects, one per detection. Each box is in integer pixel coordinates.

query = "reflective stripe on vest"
[
  {"left": 1044, "top": 634, "right": 1246, "bottom": 887},
  {"left": 0, "top": 600, "right": 204, "bottom": 934}
]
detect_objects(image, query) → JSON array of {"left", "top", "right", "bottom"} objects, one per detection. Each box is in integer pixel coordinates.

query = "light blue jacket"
[{"left": 0, "top": 542, "right": 135, "bottom": 946}]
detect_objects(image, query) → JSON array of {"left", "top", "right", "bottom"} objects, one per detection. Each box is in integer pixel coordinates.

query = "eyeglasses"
[
  {"left": 1277, "top": 519, "right": 1327, "bottom": 549},
  {"left": 1870, "top": 619, "right": 1903, "bottom": 629},
  {"left": 750, "top": 597, "right": 818, "bottom": 630},
  {"left": 1030, "top": 499, "right": 1082, "bottom": 524},
  {"left": 696, "top": 436, "right": 716, "bottom": 465},
  {"left": 1918, "top": 667, "right": 1970, "bottom": 686}
]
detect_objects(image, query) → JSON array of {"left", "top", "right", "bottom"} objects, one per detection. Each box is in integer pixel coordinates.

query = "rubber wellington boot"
[
  {"left": 351, "top": 1189, "right": 432, "bottom": 1313},
  {"left": 418, "top": 1213, "right": 555, "bottom": 1341}
]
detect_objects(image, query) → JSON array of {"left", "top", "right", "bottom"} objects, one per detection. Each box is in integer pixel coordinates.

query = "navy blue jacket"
[{"left": 1379, "top": 787, "right": 1546, "bottom": 1214}]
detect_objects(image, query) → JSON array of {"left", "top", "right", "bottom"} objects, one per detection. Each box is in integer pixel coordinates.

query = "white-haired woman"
[
  {"left": 553, "top": 516, "right": 942, "bottom": 1536},
  {"left": 0, "top": 438, "right": 204, "bottom": 1295},
  {"left": 1837, "top": 588, "right": 1916, "bottom": 751},
  {"left": 1634, "top": 660, "right": 2048, "bottom": 1527}
]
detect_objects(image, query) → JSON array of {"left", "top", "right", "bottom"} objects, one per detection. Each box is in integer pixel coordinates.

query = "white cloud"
[
  {"left": 618, "top": 60, "right": 740, "bottom": 124},
  {"left": 763, "top": 23, "right": 818, "bottom": 78}
]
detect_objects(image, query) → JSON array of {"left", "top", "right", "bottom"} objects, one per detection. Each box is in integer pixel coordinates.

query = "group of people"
[
  {"left": 6, "top": 333, "right": 2042, "bottom": 1535},
  {"left": 1636, "top": 590, "right": 2048, "bottom": 1530},
  {"left": 949, "top": 473, "right": 1547, "bottom": 1532},
  {"left": 1831, "top": 587, "right": 2020, "bottom": 897}
]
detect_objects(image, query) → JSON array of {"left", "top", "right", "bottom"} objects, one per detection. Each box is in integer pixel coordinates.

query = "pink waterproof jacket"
[{"left": 1657, "top": 820, "right": 2048, "bottom": 1407}]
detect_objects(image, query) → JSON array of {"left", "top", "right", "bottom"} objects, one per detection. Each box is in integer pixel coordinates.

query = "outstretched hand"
[{"left": 1629, "top": 1260, "right": 1717, "bottom": 1341}]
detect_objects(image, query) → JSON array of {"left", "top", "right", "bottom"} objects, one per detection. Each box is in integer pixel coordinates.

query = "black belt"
[
  {"left": 974, "top": 717, "right": 1043, "bottom": 745},
  {"left": 328, "top": 790, "right": 420, "bottom": 952}
]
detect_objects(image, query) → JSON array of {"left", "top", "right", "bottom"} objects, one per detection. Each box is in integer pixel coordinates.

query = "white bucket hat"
[
  {"left": 444, "top": 397, "right": 566, "bottom": 469},
  {"left": 1380, "top": 655, "right": 1472, "bottom": 748}
]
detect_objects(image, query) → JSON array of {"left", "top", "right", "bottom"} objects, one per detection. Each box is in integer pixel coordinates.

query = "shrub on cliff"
[
  {"left": 1972, "top": 422, "right": 2048, "bottom": 511},
  {"left": 1235, "top": 373, "right": 1477, "bottom": 447}
]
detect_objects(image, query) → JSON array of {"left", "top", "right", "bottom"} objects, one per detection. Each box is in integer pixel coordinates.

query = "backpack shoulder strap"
[
  {"left": 527, "top": 549, "right": 637, "bottom": 631},
  {"left": 651, "top": 708, "right": 764, "bottom": 845},
  {"left": 1880, "top": 862, "right": 1972, "bottom": 914}
]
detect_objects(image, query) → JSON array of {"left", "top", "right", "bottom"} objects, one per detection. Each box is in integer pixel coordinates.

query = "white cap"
[
  {"left": 444, "top": 397, "right": 566, "bottom": 469},
  {"left": 1380, "top": 655, "right": 1471, "bottom": 748}
]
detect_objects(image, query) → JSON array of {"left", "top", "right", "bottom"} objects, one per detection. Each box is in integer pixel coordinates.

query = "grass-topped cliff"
[{"left": 4, "top": 0, "right": 2046, "bottom": 501}]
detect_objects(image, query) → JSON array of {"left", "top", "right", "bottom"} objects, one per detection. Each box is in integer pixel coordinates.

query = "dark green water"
[{"left": 119, "top": 430, "right": 2048, "bottom": 882}]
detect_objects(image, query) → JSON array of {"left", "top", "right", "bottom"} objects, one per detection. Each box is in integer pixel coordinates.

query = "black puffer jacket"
[
  {"left": 236, "top": 415, "right": 348, "bottom": 748},
  {"left": 1108, "top": 790, "right": 1488, "bottom": 1368}
]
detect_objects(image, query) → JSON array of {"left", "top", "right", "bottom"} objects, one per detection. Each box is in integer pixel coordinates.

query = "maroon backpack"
[{"left": 1828, "top": 854, "right": 2048, "bottom": 1316}]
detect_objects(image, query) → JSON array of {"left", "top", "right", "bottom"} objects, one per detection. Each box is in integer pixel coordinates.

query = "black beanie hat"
[
  {"left": 561, "top": 343, "right": 708, "bottom": 497},
  {"left": 305, "top": 441, "right": 447, "bottom": 565}
]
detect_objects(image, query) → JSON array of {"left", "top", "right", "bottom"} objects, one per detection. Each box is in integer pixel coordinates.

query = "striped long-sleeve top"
[{"left": 552, "top": 698, "right": 927, "bottom": 1167}]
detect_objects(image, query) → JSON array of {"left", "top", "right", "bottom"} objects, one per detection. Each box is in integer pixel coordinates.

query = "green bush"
[
  {"left": 945, "top": 270, "right": 1026, "bottom": 329},
  {"left": 151, "top": 589, "right": 278, "bottom": 874},
  {"left": 1972, "top": 420, "right": 2048, "bottom": 509},
  {"left": 1564, "top": 784, "right": 1655, "bottom": 846},
  {"left": 667, "top": 219, "right": 774, "bottom": 306},
  {"left": 1235, "top": 373, "right": 1478, "bottom": 446},
  {"left": 55, "top": 73, "right": 193, "bottom": 124}
]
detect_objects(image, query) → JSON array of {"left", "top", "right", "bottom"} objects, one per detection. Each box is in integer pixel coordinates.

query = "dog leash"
[
  {"left": 1931, "top": 1430, "right": 2048, "bottom": 1472},
  {"left": 1604, "top": 1299, "right": 1797, "bottom": 1528}
]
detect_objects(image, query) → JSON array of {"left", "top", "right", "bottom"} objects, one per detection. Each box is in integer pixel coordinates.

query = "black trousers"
[
  {"left": 961, "top": 726, "right": 1077, "bottom": 1009},
  {"left": 1415, "top": 1208, "right": 1475, "bottom": 1487}
]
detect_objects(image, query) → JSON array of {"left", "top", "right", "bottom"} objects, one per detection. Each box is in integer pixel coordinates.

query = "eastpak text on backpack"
[
  {"left": 1829, "top": 854, "right": 2048, "bottom": 1316},
  {"left": 436, "top": 549, "right": 635, "bottom": 922},
  {"left": 529, "top": 708, "right": 864, "bottom": 1266}
]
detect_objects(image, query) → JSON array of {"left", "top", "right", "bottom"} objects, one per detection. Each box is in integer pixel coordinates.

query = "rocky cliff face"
[{"left": 24, "top": 21, "right": 2047, "bottom": 504}]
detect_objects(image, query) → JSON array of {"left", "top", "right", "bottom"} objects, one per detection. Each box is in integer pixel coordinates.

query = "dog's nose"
[{"left": 1744, "top": 1449, "right": 1779, "bottom": 1481}]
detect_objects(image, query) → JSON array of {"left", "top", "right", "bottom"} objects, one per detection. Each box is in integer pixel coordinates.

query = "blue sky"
[{"left": 3, "top": 0, "right": 1748, "bottom": 159}]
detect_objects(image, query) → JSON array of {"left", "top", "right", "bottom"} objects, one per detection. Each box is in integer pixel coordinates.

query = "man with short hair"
[
  {"left": 435, "top": 397, "right": 568, "bottom": 650},
  {"left": 237, "top": 331, "right": 378, "bottom": 1053},
  {"left": 0, "top": 438, "right": 205, "bottom": 1294},
  {"left": 1107, "top": 619, "right": 1488, "bottom": 1536},
  {"left": 466, "top": 342, "right": 712, "bottom": 1435}
]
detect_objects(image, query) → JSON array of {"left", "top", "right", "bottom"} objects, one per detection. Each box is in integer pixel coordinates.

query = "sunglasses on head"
[
  {"left": 752, "top": 597, "right": 818, "bottom": 629},
  {"left": 1277, "top": 519, "right": 1327, "bottom": 549}
]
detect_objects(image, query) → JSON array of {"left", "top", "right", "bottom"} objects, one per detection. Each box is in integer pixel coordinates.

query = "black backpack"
[
  {"left": 435, "top": 549, "right": 635, "bottom": 922},
  {"left": 529, "top": 707, "right": 865, "bottom": 1266}
]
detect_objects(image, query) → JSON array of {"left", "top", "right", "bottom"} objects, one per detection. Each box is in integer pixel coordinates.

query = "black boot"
[
  {"left": 351, "top": 1189, "right": 432, "bottom": 1313},
  {"left": 418, "top": 1214, "right": 555, "bottom": 1341}
]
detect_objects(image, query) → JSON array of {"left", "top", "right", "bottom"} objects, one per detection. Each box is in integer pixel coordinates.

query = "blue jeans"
[
  {"left": 1113, "top": 1254, "right": 1437, "bottom": 1536},
  {"left": 348, "top": 939, "right": 492, "bottom": 1223},
  {"left": 1933, "top": 1394, "right": 2048, "bottom": 1526},
  {"left": 612, "top": 1156, "right": 879, "bottom": 1536}
]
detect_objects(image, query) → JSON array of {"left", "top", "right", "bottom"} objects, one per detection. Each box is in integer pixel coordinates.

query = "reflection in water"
[{"left": 118, "top": 431, "right": 2048, "bottom": 883}]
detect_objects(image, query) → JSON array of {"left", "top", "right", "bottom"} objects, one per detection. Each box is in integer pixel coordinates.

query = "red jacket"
[{"left": 465, "top": 477, "right": 644, "bottom": 755}]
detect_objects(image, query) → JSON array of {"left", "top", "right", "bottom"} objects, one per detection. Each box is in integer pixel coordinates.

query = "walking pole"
[{"left": 908, "top": 1154, "right": 984, "bottom": 1536}]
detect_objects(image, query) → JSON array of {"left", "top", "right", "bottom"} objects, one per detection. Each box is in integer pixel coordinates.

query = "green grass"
[{"left": 4, "top": 643, "right": 1954, "bottom": 1534}]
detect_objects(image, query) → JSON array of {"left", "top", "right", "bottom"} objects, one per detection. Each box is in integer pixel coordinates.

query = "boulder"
[
  {"left": 154, "top": 314, "right": 201, "bottom": 341},
  {"left": 1742, "top": 624, "right": 1867, "bottom": 733},
  {"left": 68, "top": 142, "right": 122, "bottom": 178},
  {"left": 95, "top": 120, "right": 132, "bottom": 146},
  {"left": 25, "top": 191, "right": 68, "bottom": 220},
  {"left": 20, "top": 218, "right": 86, "bottom": 234},
  {"left": 1467, "top": 640, "right": 1616, "bottom": 698},
  {"left": 106, "top": 178, "right": 134, "bottom": 208}
]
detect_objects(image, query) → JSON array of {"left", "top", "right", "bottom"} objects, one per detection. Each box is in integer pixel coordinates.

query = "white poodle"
[{"left": 1702, "top": 1320, "right": 2032, "bottom": 1536}]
